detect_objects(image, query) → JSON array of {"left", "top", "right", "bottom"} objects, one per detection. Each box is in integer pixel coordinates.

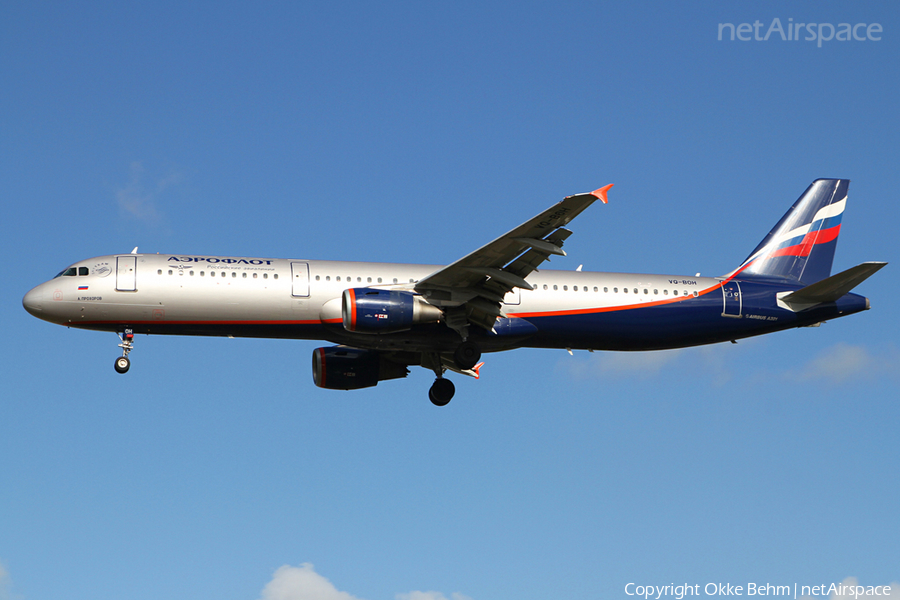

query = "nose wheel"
[
  {"left": 114, "top": 356, "right": 131, "bottom": 373},
  {"left": 115, "top": 329, "right": 134, "bottom": 374}
]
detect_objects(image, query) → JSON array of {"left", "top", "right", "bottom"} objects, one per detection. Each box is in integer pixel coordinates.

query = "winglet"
[
  {"left": 473, "top": 362, "right": 484, "bottom": 379},
  {"left": 591, "top": 184, "right": 614, "bottom": 204}
]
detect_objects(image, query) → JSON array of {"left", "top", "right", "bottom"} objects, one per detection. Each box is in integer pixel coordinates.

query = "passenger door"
[{"left": 116, "top": 256, "right": 137, "bottom": 291}]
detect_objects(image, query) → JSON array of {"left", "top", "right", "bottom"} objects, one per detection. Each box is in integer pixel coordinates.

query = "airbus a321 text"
[{"left": 23, "top": 179, "right": 886, "bottom": 405}]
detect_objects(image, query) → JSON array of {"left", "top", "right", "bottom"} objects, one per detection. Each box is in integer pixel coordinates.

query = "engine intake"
[
  {"left": 312, "top": 346, "right": 409, "bottom": 390},
  {"left": 342, "top": 288, "right": 442, "bottom": 334}
]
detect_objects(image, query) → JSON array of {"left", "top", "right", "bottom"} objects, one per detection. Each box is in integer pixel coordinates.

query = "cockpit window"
[
  {"left": 55, "top": 267, "right": 77, "bottom": 278},
  {"left": 78, "top": 267, "right": 89, "bottom": 276}
]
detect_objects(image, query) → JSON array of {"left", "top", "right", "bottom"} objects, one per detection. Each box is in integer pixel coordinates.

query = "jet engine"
[
  {"left": 342, "top": 288, "right": 442, "bottom": 334},
  {"left": 312, "top": 346, "right": 409, "bottom": 390}
]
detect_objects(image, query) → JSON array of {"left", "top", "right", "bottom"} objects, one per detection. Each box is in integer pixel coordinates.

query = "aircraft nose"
[{"left": 23, "top": 285, "right": 43, "bottom": 316}]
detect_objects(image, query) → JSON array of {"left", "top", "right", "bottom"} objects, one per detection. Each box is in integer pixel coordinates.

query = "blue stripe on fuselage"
[{"left": 517, "top": 281, "right": 869, "bottom": 351}]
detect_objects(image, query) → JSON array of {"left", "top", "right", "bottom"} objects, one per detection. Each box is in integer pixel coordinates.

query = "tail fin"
[{"left": 733, "top": 179, "right": 849, "bottom": 285}]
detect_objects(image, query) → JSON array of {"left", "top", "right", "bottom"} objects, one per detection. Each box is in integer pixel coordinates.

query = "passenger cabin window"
[
  {"left": 158, "top": 269, "right": 162, "bottom": 275},
  {"left": 274, "top": 274, "right": 278, "bottom": 279}
]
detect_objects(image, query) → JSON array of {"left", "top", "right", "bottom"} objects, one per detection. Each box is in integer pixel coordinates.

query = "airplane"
[{"left": 23, "top": 178, "right": 885, "bottom": 406}]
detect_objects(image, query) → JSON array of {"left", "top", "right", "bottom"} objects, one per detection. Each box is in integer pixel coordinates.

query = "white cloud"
[
  {"left": 557, "top": 344, "right": 740, "bottom": 386},
  {"left": 115, "top": 161, "right": 182, "bottom": 224},
  {"left": 798, "top": 576, "right": 900, "bottom": 599},
  {"left": 258, "top": 563, "right": 363, "bottom": 600},
  {"left": 257, "top": 564, "right": 472, "bottom": 600},
  {"left": 787, "top": 343, "right": 900, "bottom": 385},
  {"left": 560, "top": 348, "right": 685, "bottom": 380},
  {"left": 0, "top": 560, "right": 10, "bottom": 600},
  {"left": 396, "top": 593, "right": 473, "bottom": 600}
]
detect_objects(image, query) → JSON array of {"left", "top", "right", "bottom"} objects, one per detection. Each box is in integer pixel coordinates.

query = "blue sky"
[{"left": 2, "top": 2, "right": 898, "bottom": 599}]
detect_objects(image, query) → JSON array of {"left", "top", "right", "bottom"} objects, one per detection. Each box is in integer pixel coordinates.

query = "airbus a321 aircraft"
[{"left": 23, "top": 179, "right": 885, "bottom": 405}]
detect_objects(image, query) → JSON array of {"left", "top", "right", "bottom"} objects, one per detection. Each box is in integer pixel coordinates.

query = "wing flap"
[
  {"left": 416, "top": 189, "right": 607, "bottom": 297},
  {"left": 414, "top": 186, "right": 611, "bottom": 334}
]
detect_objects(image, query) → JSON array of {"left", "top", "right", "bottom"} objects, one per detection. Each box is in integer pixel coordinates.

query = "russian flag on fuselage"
[{"left": 736, "top": 179, "right": 848, "bottom": 286}]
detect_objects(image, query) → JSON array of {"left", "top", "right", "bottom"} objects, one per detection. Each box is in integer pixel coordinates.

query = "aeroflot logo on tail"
[
  {"left": 718, "top": 18, "right": 882, "bottom": 47},
  {"left": 168, "top": 256, "right": 274, "bottom": 265}
]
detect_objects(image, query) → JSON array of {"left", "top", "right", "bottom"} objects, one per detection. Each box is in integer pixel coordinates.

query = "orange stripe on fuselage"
[{"left": 512, "top": 280, "right": 724, "bottom": 319}]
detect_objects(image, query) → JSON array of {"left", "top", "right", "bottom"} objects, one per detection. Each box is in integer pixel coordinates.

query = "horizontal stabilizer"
[{"left": 778, "top": 261, "right": 887, "bottom": 311}]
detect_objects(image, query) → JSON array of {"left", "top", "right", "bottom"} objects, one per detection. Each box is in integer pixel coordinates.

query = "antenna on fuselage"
[{"left": 131, "top": 247, "right": 138, "bottom": 254}]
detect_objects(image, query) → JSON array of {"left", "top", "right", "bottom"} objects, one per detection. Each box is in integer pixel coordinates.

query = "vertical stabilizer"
[{"left": 735, "top": 179, "right": 848, "bottom": 285}]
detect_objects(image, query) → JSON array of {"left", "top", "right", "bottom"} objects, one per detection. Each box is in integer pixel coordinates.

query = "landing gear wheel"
[
  {"left": 429, "top": 378, "right": 455, "bottom": 406},
  {"left": 114, "top": 356, "right": 131, "bottom": 374},
  {"left": 115, "top": 328, "right": 134, "bottom": 374},
  {"left": 453, "top": 340, "right": 481, "bottom": 371}
]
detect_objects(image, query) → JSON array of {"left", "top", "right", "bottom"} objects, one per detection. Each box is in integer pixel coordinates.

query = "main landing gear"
[
  {"left": 453, "top": 340, "right": 481, "bottom": 371},
  {"left": 426, "top": 340, "right": 481, "bottom": 406},
  {"left": 429, "top": 377, "right": 455, "bottom": 407},
  {"left": 114, "top": 328, "right": 134, "bottom": 374}
]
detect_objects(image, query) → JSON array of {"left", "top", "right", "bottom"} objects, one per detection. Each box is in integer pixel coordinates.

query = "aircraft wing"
[{"left": 415, "top": 184, "right": 612, "bottom": 332}]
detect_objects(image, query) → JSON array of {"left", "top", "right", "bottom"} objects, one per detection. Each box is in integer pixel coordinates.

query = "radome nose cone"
[{"left": 23, "top": 286, "right": 43, "bottom": 316}]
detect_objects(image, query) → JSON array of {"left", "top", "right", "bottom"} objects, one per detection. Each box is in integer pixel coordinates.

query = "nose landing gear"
[{"left": 115, "top": 329, "right": 134, "bottom": 374}]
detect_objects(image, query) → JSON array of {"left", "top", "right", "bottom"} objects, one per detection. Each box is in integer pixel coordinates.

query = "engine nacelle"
[
  {"left": 342, "top": 288, "right": 442, "bottom": 334},
  {"left": 312, "top": 346, "right": 409, "bottom": 390}
]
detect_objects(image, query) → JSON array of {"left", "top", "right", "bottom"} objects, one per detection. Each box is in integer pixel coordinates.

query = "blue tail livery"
[
  {"left": 23, "top": 179, "right": 886, "bottom": 405},
  {"left": 734, "top": 178, "right": 848, "bottom": 285}
]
